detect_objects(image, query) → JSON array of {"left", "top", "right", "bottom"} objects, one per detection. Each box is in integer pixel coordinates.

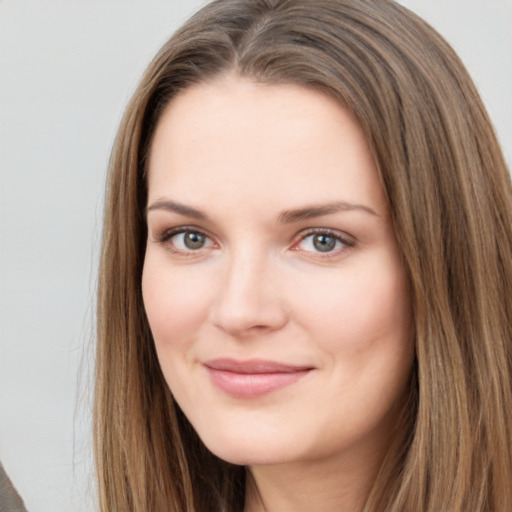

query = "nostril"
[
  {"left": 209, "top": 286, "right": 288, "bottom": 337},
  {"left": 208, "top": 253, "right": 289, "bottom": 336}
]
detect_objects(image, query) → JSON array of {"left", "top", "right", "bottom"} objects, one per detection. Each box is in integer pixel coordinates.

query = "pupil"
[
  {"left": 184, "top": 232, "right": 205, "bottom": 249},
  {"left": 313, "top": 234, "right": 336, "bottom": 252}
]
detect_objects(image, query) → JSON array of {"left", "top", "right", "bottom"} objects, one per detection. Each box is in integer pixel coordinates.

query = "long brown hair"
[{"left": 95, "top": 1, "right": 512, "bottom": 510}]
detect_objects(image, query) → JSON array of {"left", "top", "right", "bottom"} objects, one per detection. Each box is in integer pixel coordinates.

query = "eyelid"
[
  {"left": 152, "top": 225, "right": 217, "bottom": 254},
  {"left": 150, "top": 224, "right": 355, "bottom": 258},
  {"left": 291, "top": 228, "right": 356, "bottom": 255},
  {"left": 152, "top": 224, "right": 206, "bottom": 242}
]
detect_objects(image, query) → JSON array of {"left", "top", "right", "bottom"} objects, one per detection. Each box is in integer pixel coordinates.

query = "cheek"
[
  {"left": 141, "top": 253, "right": 212, "bottom": 350},
  {"left": 289, "top": 255, "right": 412, "bottom": 358}
]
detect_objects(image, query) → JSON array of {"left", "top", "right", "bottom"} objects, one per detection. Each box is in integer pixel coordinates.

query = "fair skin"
[{"left": 142, "top": 75, "right": 414, "bottom": 512}]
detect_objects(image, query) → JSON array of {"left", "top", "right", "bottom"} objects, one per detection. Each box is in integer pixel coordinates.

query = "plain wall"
[{"left": 0, "top": 1, "right": 510, "bottom": 511}]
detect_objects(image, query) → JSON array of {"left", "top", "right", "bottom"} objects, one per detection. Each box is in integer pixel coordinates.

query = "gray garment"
[{"left": 0, "top": 463, "right": 27, "bottom": 512}]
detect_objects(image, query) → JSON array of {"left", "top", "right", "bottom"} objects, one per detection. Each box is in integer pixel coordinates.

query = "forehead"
[{"left": 147, "top": 75, "right": 387, "bottom": 216}]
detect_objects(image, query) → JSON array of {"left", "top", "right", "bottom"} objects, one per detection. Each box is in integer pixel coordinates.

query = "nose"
[{"left": 209, "top": 247, "right": 289, "bottom": 338}]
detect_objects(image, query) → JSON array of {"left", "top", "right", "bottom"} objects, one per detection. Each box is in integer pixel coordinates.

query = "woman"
[{"left": 94, "top": 0, "right": 512, "bottom": 510}]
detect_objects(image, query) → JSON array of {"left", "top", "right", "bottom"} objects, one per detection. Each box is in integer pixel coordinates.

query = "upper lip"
[{"left": 203, "top": 358, "right": 314, "bottom": 374}]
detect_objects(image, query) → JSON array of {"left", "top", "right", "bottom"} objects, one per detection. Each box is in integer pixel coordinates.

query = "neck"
[
  {"left": 243, "top": 448, "right": 382, "bottom": 512},
  {"left": 242, "top": 381, "right": 416, "bottom": 512},
  {"left": 242, "top": 399, "right": 414, "bottom": 512}
]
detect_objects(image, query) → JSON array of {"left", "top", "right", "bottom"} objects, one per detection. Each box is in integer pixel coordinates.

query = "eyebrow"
[
  {"left": 146, "top": 198, "right": 378, "bottom": 222},
  {"left": 277, "top": 201, "right": 379, "bottom": 223},
  {"left": 146, "top": 199, "right": 207, "bottom": 220}
]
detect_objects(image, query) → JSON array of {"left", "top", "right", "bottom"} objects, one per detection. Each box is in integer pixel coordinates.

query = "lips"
[{"left": 203, "top": 358, "right": 313, "bottom": 398}]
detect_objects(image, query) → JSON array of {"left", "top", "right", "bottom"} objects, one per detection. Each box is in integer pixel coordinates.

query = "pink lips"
[{"left": 203, "top": 358, "right": 313, "bottom": 398}]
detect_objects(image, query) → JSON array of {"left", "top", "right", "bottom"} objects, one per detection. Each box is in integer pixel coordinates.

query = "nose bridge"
[
  {"left": 210, "top": 240, "right": 287, "bottom": 336},
  {"left": 227, "top": 243, "right": 263, "bottom": 294}
]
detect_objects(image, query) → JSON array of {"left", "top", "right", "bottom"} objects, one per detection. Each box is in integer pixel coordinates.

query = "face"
[{"left": 142, "top": 75, "right": 414, "bottom": 469}]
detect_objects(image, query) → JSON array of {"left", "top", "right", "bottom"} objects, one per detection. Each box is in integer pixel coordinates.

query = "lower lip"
[{"left": 206, "top": 368, "right": 311, "bottom": 398}]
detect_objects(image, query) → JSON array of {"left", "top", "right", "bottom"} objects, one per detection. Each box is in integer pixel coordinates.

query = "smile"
[{"left": 203, "top": 358, "right": 314, "bottom": 398}]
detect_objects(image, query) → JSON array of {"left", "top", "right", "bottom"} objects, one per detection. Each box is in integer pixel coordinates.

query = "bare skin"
[{"left": 143, "top": 75, "right": 414, "bottom": 511}]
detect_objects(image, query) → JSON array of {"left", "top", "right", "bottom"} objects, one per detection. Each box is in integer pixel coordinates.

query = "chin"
[
  {"left": 196, "top": 424, "right": 302, "bottom": 467},
  {"left": 207, "top": 444, "right": 296, "bottom": 467}
]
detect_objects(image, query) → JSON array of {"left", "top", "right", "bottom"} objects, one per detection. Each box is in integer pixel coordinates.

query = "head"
[{"left": 95, "top": 1, "right": 512, "bottom": 511}]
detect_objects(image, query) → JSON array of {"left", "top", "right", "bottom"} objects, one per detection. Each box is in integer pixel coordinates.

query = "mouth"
[{"left": 203, "top": 358, "right": 314, "bottom": 398}]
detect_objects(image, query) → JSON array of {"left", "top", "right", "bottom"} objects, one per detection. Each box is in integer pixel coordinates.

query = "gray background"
[{"left": 0, "top": 1, "right": 510, "bottom": 511}]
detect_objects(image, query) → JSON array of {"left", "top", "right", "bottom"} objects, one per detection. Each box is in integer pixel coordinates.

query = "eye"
[
  {"left": 158, "top": 228, "right": 215, "bottom": 252},
  {"left": 295, "top": 230, "right": 353, "bottom": 254}
]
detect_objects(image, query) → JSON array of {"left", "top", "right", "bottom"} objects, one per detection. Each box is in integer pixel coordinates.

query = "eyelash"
[
  {"left": 154, "top": 226, "right": 216, "bottom": 256},
  {"left": 292, "top": 228, "right": 355, "bottom": 258},
  {"left": 153, "top": 226, "right": 355, "bottom": 258}
]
